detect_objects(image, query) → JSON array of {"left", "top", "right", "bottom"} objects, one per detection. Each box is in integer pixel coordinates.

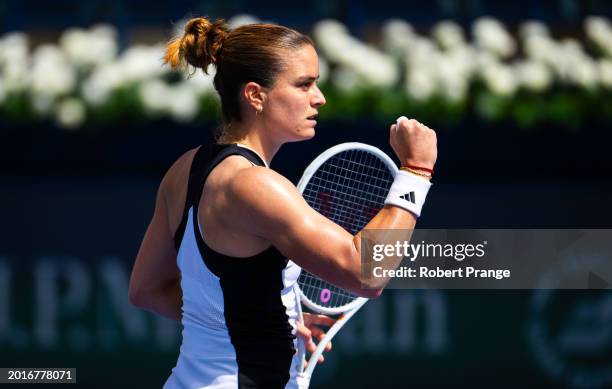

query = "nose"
[{"left": 312, "top": 84, "right": 326, "bottom": 108}]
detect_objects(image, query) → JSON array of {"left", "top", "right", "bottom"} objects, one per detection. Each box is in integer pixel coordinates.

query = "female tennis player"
[{"left": 129, "top": 17, "right": 437, "bottom": 389}]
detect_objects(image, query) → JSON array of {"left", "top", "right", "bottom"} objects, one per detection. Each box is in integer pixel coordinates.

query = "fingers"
[
  {"left": 309, "top": 325, "right": 324, "bottom": 339},
  {"left": 302, "top": 348, "right": 328, "bottom": 366},
  {"left": 296, "top": 321, "right": 312, "bottom": 342},
  {"left": 393, "top": 116, "right": 437, "bottom": 144},
  {"left": 296, "top": 318, "right": 333, "bottom": 365},
  {"left": 399, "top": 119, "right": 422, "bottom": 131},
  {"left": 307, "top": 327, "right": 332, "bottom": 352},
  {"left": 317, "top": 333, "right": 331, "bottom": 353},
  {"left": 395, "top": 116, "right": 433, "bottom": 133},
  {"left": 303, "top": 313, "right": 337, "bottom": 327},
  {"left": 296, "top": 322, "right": 316, "bottom": 354},
  {"left": 303, "top": 353, "right": 327, "bottom": 368},
  {"left": 390, "top": 115, "right": 438, "bottom": 170},
  {"left": 304, "top": 354, "right": 326, "bottom": 367},
  {"left": 306, "top": 339, "right": 317, "bottom": 354}
]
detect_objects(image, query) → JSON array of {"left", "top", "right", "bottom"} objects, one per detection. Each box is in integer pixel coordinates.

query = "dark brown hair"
[{"left": 164, "top": 17, "right": 314, "bottom": 142}]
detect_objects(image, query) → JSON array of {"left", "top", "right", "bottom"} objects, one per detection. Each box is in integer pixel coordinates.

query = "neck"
[{"left": 234, "top": 131, "right": 280, "bottom": 167}]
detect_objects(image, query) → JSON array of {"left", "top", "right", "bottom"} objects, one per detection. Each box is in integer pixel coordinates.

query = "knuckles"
[
  {"left": 393, "top": 118, "right": 437, "bottom": 143},
  {"left": 397, "top": 120, "right": 433, "bottom": 135}
]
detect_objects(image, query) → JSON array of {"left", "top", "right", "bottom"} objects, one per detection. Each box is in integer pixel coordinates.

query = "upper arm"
[
  {"left": 224, "top": 168, "right": 366, "bottom": 294},
  {"left": 129, "top": 179, "right": 179, "bottom": 304},
  {"left": 129, "top": 149, "right": 196, "bottom": 304}
]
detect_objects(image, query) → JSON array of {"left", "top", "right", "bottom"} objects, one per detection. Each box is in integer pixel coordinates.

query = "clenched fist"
[{"left": 390, "top": 116, "right": 437, "bottom": 170}]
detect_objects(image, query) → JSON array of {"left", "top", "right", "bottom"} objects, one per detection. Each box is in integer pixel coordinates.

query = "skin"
[{"left": 129, "top": 43, "right": 437, "bottom": 363}]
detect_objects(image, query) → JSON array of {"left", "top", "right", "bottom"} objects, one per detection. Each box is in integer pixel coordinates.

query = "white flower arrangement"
[
  {"left": 598, "top": 59, "right": 612, "bottom": 88},
  {"left": 519, "top": 20, "right": 550, "bottom": 40},
  {"left": 472, "top": 17, "right": 516, "bottom": 59},
  {"left": 55, "top": 97, "right": 86, "bottom": 129},
  {"left": 585, "top": 16, "right": 612, "bottom": 57},
  {"left": 0, "top": 33, "right": 30, "bottom": 93},
  {"left": 432, "top": 21, "right": 466, "bottom": 51},
  {"left": 31, "top": 44, "right": 77, "bottom": 98},
  {"left": 313, "top": 19, "right": 399, "bottom": 88},
  {"left": 515, "top": 60, "right": 552, "bottom": 92},
  {"left": 381, "top": 19, "right": 416, "bottom": 56},
  {"left": 60, "top": 24, "right": 118, "bottom": 68},
  {"left": 481, "top": 62, "right": 518, "bottom": 97},
  {"left": 0, "top": 15, "right": 611, "bottom": 130}
]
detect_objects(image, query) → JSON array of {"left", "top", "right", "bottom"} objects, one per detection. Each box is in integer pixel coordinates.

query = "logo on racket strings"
[{"left": 319, "top": 288, "right": 331, "bottom": 303}]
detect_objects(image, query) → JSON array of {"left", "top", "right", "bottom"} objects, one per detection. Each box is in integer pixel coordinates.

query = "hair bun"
[{"left": 164, "top": 17, "right": 229, "bottom": 73}]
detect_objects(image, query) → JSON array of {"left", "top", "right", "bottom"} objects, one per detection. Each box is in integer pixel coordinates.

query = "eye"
[{"left": 296, "top": 78, "right": 317, "bottom": 90}]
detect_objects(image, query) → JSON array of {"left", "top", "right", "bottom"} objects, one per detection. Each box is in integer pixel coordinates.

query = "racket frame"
[{"left": 292, "top": 142, "right": 398, "bottom": 388}]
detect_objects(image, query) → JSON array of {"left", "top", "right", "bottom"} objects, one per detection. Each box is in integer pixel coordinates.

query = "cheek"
[
  {"left": 283, "top": 93, "right": 305, "bottom": 111},
  {"left": 268, "top": 89, "right": 309, "bottom": 127},
  {"left": 280, "top": 99, "right": 307, "bottom": 124},
  {"left": 292, "top": 96, "right": 310, "bottom": 118},
  {"left": 271, "top": 92, "right": 297, "bottom": 115}
]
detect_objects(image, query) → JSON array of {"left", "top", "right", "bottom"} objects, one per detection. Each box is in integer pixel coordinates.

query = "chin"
[
  {"left": 303, "top": 127, "right": 316, "bottom": 139},
  {"left": 289, "top": 127, "right": 316, "bottom": 142},
  {"left": 301, "top": 127, "right": 316, "bottom": 140}
]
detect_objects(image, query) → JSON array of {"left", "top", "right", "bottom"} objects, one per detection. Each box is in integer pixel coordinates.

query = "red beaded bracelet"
[{"left": 402, "top": 164, "right": 434, "bottom": 174}]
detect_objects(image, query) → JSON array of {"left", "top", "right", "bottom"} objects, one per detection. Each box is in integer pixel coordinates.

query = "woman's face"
[{"left": 262, "top": 44, "right": 326, "bottom": 143}]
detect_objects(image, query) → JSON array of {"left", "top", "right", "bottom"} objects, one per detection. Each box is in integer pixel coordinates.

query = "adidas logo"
[{"left": 400, "top": 192, "right": 416, "bottom": 203}]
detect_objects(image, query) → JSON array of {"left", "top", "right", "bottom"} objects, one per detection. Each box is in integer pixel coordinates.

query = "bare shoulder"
[
  {"left": 159, "top": 147, "right": 199, "bottom": 231},
  {"left": 221, "top": 166, "right": 308, "bottom": 234},
  {"left": 228, "top": 165, "right": 299, "bottom": 203},
  {"left": 160, "top": 147, "right": 199, "bottom": 193}
]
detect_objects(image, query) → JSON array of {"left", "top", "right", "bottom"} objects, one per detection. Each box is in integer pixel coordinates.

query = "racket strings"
[
  {"left": 299, "top": 271, "right": 356, "bottom": 307},
  {"left": 298, "top": 149, "right": 395, "bottom": 309}
]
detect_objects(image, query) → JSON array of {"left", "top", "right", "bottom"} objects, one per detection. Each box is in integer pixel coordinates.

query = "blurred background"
[{"left": 1, "top": 0, "right": 612, "bottom": 388}]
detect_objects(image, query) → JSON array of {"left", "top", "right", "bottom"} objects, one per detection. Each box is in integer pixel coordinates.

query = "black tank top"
[{"left": 174, "top": 143, "right": 296, "bottom": 388}]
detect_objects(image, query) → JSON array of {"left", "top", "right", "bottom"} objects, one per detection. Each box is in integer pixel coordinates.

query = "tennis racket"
[{"left": 292, "top": 142, "right": 398, "bottom": 388}]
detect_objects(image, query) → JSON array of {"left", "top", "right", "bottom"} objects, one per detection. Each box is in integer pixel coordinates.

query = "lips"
[{"left": 306, "top": 114, "right": 318, "bottom": 120}]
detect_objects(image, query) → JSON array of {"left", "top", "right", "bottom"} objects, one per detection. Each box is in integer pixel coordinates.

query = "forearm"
[
  {"left": 351, "top": 205, "right": 416, "bottom": 290},
  {"left": 352, "top": 168, "right": 433, "bottom": 288},
  {"left": 278, "top": 203, "right": 419, "bottom": 297}
]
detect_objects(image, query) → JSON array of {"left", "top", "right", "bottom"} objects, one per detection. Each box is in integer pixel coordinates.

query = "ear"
[{"left": 243, "top": 82, "right": 267, "bottom": 112}]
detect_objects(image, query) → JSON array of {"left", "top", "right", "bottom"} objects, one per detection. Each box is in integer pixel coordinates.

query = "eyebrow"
[{"left": 295, "top": 75, "right": 319, "bottom": 83}]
